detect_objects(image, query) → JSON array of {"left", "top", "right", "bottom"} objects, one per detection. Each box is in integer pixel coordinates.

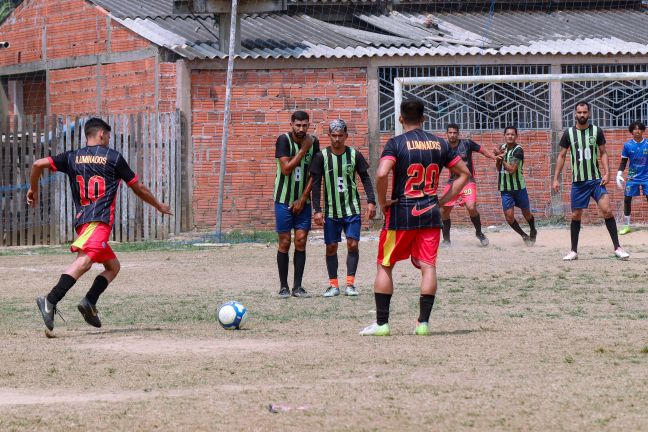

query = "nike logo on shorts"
[{"left": 411, "top": 204, "right": 435, "bottom": 217}]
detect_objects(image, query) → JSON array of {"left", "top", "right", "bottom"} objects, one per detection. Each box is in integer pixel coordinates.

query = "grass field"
[{"left": 1, "top": 226, "right": 647, "bottom": 431}]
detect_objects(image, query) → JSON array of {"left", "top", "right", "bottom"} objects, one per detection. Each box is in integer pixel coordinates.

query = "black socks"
[
  {"left": 293, "top": 250, "right": 306, "bottom": 288},
  {"left": 326, "top": 254, "right": 338, "bottom": 280},
  {"left": 570, "top": 219, "right": 581, "bottom": 252},
  {"left": 346, "top": 251, "right": 359, "bottom": 277},
  {"left": 509, "top": 220, "right": 528, "bottom": 238},
  {"left": 604, "top": 217, "right": 620, "bottom": 249},
  {"left": 86, "top": 275, "right": 109, "bottom": 305},
  {"left": 418, "top": 295, "right": 436, "bottom": 323},
  {"left": 470, "top": 214, "right": 483, "bottom": 236},
  {"left": 277, "top": 251, "right": 289, "bottom": 288},
  {"left": 442, "top": 219, "right": 451, "bottom": 242},
  {"left": 375, "top": 293, "right": 392, "bottom": 325},
  {"left": 47, "top": 274, "right": 77, "bottom": 305}
]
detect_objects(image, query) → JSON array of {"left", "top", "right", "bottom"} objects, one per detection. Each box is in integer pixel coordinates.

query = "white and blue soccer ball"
[{"left": 217, "top": 301, "right": 248, "bottom": 330}]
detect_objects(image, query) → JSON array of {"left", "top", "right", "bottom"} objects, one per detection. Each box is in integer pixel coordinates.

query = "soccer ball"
[{"left": 217, "top": 301, "right": 248, "bottom": 330}]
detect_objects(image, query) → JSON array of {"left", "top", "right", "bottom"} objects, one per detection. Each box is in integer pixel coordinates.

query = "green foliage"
[{"left": 0, "top": 1, "right": 15, "bottom": 23}]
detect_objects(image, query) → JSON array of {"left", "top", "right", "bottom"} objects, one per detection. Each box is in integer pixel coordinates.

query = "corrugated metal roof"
[
  {"left": 91, "top": 0, "right": 176, "bottom": 18},
  {"left": 97, "top": 4, "right": 648, "bottom": 59}
]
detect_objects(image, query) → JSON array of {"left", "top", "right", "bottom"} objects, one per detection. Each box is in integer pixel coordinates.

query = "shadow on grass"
[{"left": 429, "top": 328, "right": 494, "bottom": 337}]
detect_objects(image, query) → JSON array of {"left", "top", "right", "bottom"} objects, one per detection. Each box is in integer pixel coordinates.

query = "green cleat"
[
  {"left": 414, "top": 322, "right": 429, "bottom": 336},
  {"left": 359, "top": 323, "right": 390, "bottom": 336},
  {"left": 619, "top": 226, "right": 631, "bottom": 235}
]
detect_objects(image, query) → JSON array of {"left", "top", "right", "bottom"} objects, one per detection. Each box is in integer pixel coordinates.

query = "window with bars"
[
  {"left": 379, "top": 65, "right": 551, "bottom": 132},
  {"left": 561, "top": 64, "right": 648, "bottom": 129}
]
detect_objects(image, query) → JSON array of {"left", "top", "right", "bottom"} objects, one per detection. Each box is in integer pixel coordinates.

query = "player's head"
[
  {"left": 399, "top": 99, "right": 424, "bottom": 128},
  {"left": 504, "top": 126, "right": 518, "bottom": 145},
  {"left": 628, "top": 121, "right": 646, "bottom": 140},
  {"left": 84, "top": 118, "right": 111, "bottom": 146},
  {"left": 574, "top": 101, "right": 591, "bottom": 125},
  {"left": 446, "top": 123, "right": 460, "bottom": 144},
  {"left": 328, "top": 119, "right": 348, "bottom": 149},
  {"left": 290, "top": 111, "right": 310, "bottom": 139}
]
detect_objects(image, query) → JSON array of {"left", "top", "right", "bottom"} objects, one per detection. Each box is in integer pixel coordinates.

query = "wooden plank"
[
  {"left": 150, "top": 112, "right": 157, "bottom": 240},
  {"left": 0, "top": 116, "right": 8, "bottom": 246},
  {"left": 142, "top": 114, "right": 150, "bottom": 241},
  {"left": 65, "top": 116, "right": 74, "bottom": 243},
  {"left": 173, "top": 110, "right": 180, "bottom": 234},
  {"left": 18, "top": 116, "right": 30, "bottom": 245},
  {"left": 125, "top": 115, "right": 135, "bottom": 243},
  {"left": 164, "top": 113, "right": 171, "bottom": 237},
  {"left": 133, "top": 113, "right": 142, "bottom": 242},
  {"left": 11, "top": 116, "right": 19, "bottom": 246},
  {"left": 32, "top": 116, "right": 40, "bottom": 245},
  {"left": 156, "top": 113, "right": 163, "bottom": 240},
  {"left": 120, "top": 115, "right": 129, "bottom": 242},
  {"left": 56, "top": 116, "right": 64, "bottom": 244},
  {"left": 111, "top": 114, "right": 121, "bottom": 243}
]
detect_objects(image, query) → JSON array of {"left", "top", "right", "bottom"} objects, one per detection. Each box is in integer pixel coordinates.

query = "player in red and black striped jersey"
[
  {"left": 441, "top": 123, "right": 496, "bottom": 247},
  {"left": 360, "top": 100, "right": 471, "bottom": 336},
  {"left": 28, "top": 118, "right": 172, "bottom": 333}
]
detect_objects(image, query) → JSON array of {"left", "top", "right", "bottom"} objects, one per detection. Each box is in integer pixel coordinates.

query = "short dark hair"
[
  {"left": 291, "top": 111, "right": 309, "bottom": 122},
  {"left": 400, "top": 99, "right": 424, "bottom": 124},
  {"left": 575, "top": 101, "right": 590, "bottom": 111},
  {"left": 84, "top": 117, "right": 111, "bottom": 138},
  {"left": 446, "top": 123, "right": 460, "bottom": 132},
  {"left": 504, "top": 125, "right": 518, "bottom": 135},
  {"left": 628, "top": 121, "right": 646, "bottom": 133}
]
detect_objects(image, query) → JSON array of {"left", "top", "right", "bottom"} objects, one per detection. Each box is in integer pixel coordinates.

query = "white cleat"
[
  {"left": 359, "top": 322, "right": 390, "bottom": 336},
  {"left": 562, "top": 251, "right": 578, "bottom": 261},
  {"left": 614, "top": 247, "right": 630, "bottom": 260}
]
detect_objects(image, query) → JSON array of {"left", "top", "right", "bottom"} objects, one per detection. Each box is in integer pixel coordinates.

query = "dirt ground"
[{"left": 1, "top": 226, "right": 647, "bottom": 431}]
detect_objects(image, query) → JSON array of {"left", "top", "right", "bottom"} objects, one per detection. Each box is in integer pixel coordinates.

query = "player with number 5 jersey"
[
  {"left": 28, "top": 118, "right": 173, "bottom": 334},
  {"left": 360, "top": 100, "right": 471, "bottom": 337}
]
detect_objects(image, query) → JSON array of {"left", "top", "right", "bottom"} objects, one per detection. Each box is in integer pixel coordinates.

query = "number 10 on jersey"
[{"left": 404, "top": 163, "right": 439, "bottom": 198}]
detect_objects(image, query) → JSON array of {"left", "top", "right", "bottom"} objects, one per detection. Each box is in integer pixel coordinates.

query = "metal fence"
[{"left": 0, "top": 111, "right": 182, "bottom": 246}]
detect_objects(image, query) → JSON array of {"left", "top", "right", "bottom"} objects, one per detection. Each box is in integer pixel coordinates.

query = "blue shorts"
[
  {"left": 571, "top": 180, "right": 607, "bottom": 210},
  {"left": 274, "top": 202, "right": 312, "bottom": 233},
  {"left": 625, "top": 180, "right": 648, "bottom": 197},
  {"left": 501, "top": 189, "right": 530, "bottom": 211},
  {"left": 324, "top": 215, "right": 361, "bottom": 245}
]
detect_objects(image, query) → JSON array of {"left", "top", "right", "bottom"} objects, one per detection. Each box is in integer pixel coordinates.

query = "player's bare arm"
[
  {"left": 290, "top": 176, "right": 313, "bottom": 215},
  {"left": 375, "top": 157, "right": 398, "bottom": 214},
  {"left": 599, "top": 144, "right": 610, "bottom": 185},
  {"left": 480, "top": 147, "right": 497, "bottom": 161},
  {"left": 501, "top": 159, "right": 519, "bottom": 174},
  {"left": 278, "top": 135, "right": 313, "bottom": 176},
  {"left": 312, "top": 171, "right": 324, "bottom": 225},
  {"left": 26, "top": 158, "right": 52, "bottom": 207},
  {"left": 439, "top": 160, "right": 470, "bottom": 207},
  {"left": 553, "top": 147, "right": 568, "bottom": 192},
  {"left": 130, "top": 181, "right": 173, "bottom": 215}
]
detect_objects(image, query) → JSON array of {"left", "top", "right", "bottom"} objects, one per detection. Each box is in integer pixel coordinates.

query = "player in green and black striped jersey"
[
  {"left": 553, "top": 101, "right": 629, "bottom": 261},
  {"left": 274, "top": 111, "right": 321, "bottom": 298},
  {"left": 494, "top": 126, "right": 537, "bottom": 245},
  {"left": 311, "top": 120, "right": 376, "bottom": 297}
]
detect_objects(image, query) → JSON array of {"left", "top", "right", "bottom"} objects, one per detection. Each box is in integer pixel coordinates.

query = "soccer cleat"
[
  {"left": 530, "top": 230, "right": 537, "bottom": 244},
  {"left": 562, "top": 251, "right": 578, "bottom": 261},
  {"left": 77, "top": 297, "right": 102, "bottom": 328},
  {"left": 36, "top": 296, "right": 56, "bottom": 331},
  {"left": 440, "top": 240, "right": 451, "bottom": 248},
  {"left": 477, "top": 233, "right": 489, "bottom": 246},
  {"left": 278, "top": 287, "right": 291, "bottom": 299},
  {"left": 614, "top": 247, "right": 630, "bottom": 260},
  {"left": 619, "top": 226, "right": 631, "bottom": 235},
  {"left": 523, "top": 235, "right": 533, "bottom": 247},
  {"left": 344, "top": 285, "right": 359, "bottom": 297},
  {"left": 414, "top": 322, "right": 429, "bottom": 336},
  {"left": 323, "top": 286, "right": 340, "bottom": 297},
  {"left": 359, "top": 323, "right": 390, "bottom": 336},
  {"left": 292, "top": 286, "right": 312, "bottom": 298}
]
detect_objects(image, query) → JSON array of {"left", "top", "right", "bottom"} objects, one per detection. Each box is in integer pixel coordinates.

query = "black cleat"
[
  {"left": 523, "top": 235, "right": 534, "bottom": 246},
  {"left": 292, "top": 287, "right": 312, "bottom": 298},
  {"left": 477, "top": 232, "right": 489, "bottom": 247},
  {"left": 77, "top": 297, "right": 102, "bottom": 328},
  {"left": 36, "top": 296, "right": 56, "bottom": 331},
  {"left": 278, "top": 286, "right": 291, "bottom": 299}
]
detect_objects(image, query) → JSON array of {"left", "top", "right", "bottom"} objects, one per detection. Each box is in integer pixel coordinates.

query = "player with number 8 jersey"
[{"left": 28, "top": 118, "right": 172, "bottom": 333}]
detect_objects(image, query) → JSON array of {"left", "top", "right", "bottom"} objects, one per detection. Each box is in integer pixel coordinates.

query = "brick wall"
[
  {"left": 0, "top": 0, "right": 172, "bottom": 115},
  {"left": 191, "top": 68, "right": 369, "bottom": 229}
]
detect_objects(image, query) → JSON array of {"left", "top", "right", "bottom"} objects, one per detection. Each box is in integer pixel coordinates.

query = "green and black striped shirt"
[
  {"left": 274, "top": 133, "right": 319, "bottom": 205},
  {"left": 310, "top": 146, "right": 375, "bottom": 218},
  {"left": 559, "top": 125, "right": 605, "bottom": 183},
  {"left": 498, "top": 144, "right": 526, "bottom": 192}
]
